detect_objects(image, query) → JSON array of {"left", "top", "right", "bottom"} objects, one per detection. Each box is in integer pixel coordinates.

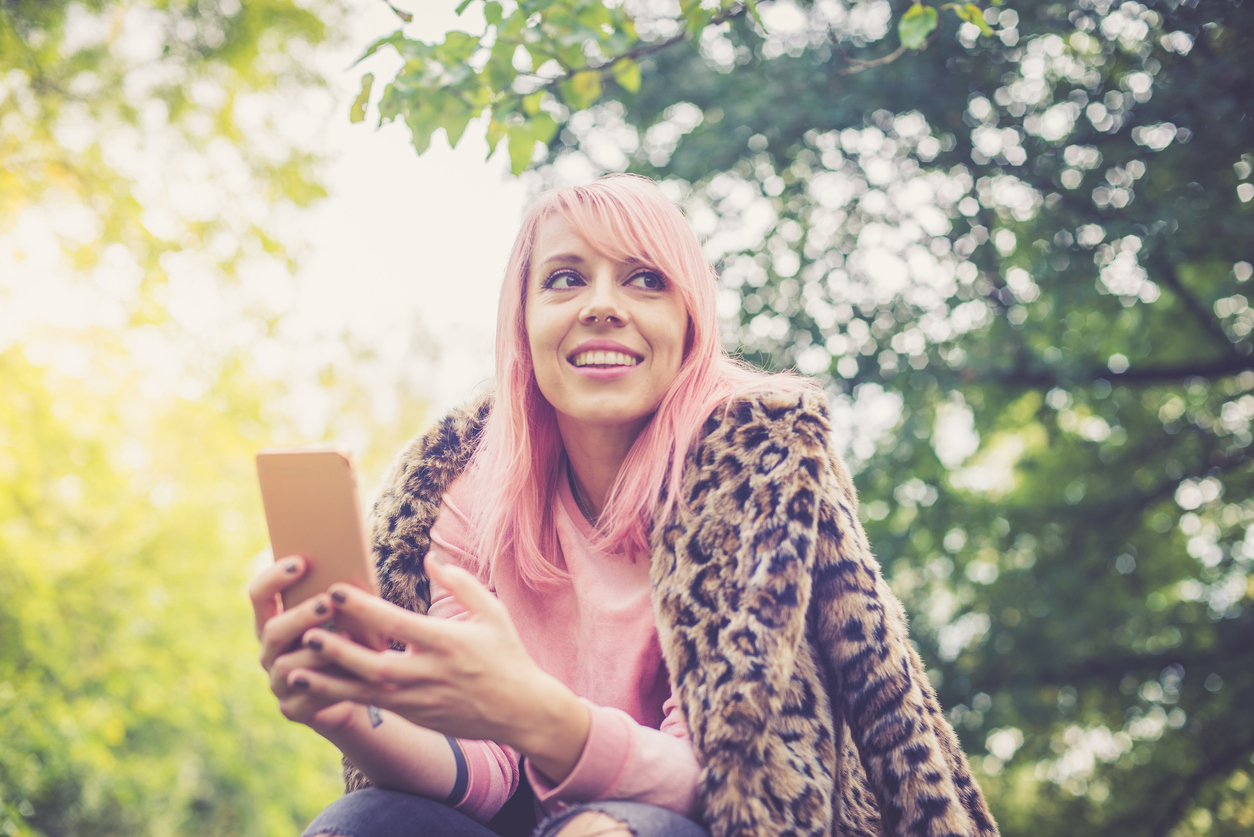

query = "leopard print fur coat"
[{"left": 343, "top": 389, "right": 999, "bottom": 837}]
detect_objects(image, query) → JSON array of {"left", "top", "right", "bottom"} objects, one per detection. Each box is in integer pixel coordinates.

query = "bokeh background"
[{"left": 2, "top": 1, "right": 1251, "bottom": 835}]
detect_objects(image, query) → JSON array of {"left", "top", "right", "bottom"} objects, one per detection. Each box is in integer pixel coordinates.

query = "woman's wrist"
[
  {"left": 310, "top": 700, "right": 366, "bottom": 741},
  {"left": 506, "top": 671, "right": 591, "bottom": 784}
]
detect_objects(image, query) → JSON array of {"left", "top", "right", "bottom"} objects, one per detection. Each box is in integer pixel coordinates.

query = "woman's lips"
[
  {"left": 566, "top": 349, "right": 642, "bottom": 380},
  {"left": 569, "top": 362, "right": 638, "bottom": 380},
  {"left": 565, "top": 341, "right": 644, "bottom": 379}
]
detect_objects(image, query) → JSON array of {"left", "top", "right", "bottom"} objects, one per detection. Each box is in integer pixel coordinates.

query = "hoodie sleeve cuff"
[{"left": 525, "top": 700, "right": 633, "bottom": 805}]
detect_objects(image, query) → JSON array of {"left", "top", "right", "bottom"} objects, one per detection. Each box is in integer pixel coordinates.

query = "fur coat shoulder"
[{"left": 343, "top": 390, "right": 999, "bottom": 837}]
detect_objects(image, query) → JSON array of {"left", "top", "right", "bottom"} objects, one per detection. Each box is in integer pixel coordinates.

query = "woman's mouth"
[{"left": 570, "top": 351, "right": 641, "bottom": 368}]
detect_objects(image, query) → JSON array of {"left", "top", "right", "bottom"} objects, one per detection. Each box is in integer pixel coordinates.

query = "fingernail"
[
  {"left": 307, "top": 636, "right": 323, "bottom": 651},
  {"left": 314, "top": 601, "right": 328, "bottom": 616},
  {"left": 331, "top": 590, "right": 346, "bottom": 604},
  {"left": 430, "top": 553, "right": 447, "bottom": 567},
  {"left": 293, "top": 677, "right": 309, "bottom": 690},
  {"left": 285, "top": 560, "right": 300, "bottom": 574}
]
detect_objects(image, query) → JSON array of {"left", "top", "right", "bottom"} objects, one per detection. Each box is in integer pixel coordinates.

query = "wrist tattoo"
[{"left": 367, "top": 705, "right": 383, "bottom": 728}]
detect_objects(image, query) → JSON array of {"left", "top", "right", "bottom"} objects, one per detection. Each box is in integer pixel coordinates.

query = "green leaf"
[
  {"left": 961, "top": 4, "right": 995, "bottom": 36},
  {"left": 486, "top": 116, "right": 506, "bottom": 156},
  {"left": 611, "top": 58, "right": 641, "bottom": 93},
  {"left": 522, "top": 91, "right": 543, "bottom": 115},
  {"left": 349, "top": 72, "right": 373, "bottom": 123},
  {"left": 386, "top": 1, "right": 413, "bottom": 23},
  {"left": 484, "top": 1, "right": 503, "bottom": 26},
  {"left": 376, "top": 82, "right": 402, "bottom": 121},
  {"left": 898, "top": 3, "right": 939, "bottom": 50},
  {"left": 529, "top": 112, "right": 558, "bottom": 145},
  {"left": 441, "top": 30, "right": 480, "bottom": 62},
  {"left": 507, "top": 125, "right": 535, "bottom": 175},
  {"left": 455, "top": 0, "right": 474, "bottom": 13},
  {"left": 443, "top": 107, "right": 474, "bottom": 148},
  {"left": 563, "top": 69, "right": 603, "bottom": 108},
  {"left": 405, "top": 100, "right": 440, "bottom": 155},
  {"left": 504, "top": 112, "right": 558, "bottom": 175},
  {"left": 355, "top": 30, "right": 406, "bottom": 65},
  {"left": 744, "top": 0, "right": 765, "bottom": 28}
]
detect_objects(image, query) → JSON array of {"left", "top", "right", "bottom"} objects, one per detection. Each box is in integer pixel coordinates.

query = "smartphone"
[{"left": 255, "top": 446, "right": 385, "bottom": 649}]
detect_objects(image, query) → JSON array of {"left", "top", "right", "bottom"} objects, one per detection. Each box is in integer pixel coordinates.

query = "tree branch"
[
  {"left": 515, "top": 5, "right": 752, "bottom": 103},
  {"left": 985, "top": 356, "right": 1254, "bottom": 388},
  {"left": 836, "top": 43, "right": 908, "bottom": 76},
  {"left": 1146, "top": 731, "right": 1254, "bottom": 837},
  {"left": 830, "top": 15, "right": 942, "bottom": 76},
  {"left": 1151, "top": 255, "right": 1242, "bottom": 351}
]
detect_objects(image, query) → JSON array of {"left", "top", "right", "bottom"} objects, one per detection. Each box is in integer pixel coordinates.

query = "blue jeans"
[{"left": 301, "top": 788, "right": 710, "bottom": 837}]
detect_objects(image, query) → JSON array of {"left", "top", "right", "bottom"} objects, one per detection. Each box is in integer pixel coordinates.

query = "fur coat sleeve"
[
  {"left": 652, "top": 390, "right": 997, "bottom": 837},
  {"left": 340, "top": 392, "right": 998, "bottom": 837}
]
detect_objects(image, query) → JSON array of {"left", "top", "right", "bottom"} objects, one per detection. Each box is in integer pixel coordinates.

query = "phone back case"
[{"left": 255, "top": 447, "right": 377, "bottom": 608}]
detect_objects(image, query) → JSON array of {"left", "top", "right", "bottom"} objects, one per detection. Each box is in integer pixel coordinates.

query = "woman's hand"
[
  {"left": 247, "top": 556, "right": 357, "bottom": 734},
  {"left": 289, "top": 554, "right": 591, "bottom": 783}
]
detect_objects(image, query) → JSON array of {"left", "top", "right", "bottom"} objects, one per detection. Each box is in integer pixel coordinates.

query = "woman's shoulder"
[
  {"left": 699, "top": 383, "right": 832, "bottom": 444},
  {"left": 688, "top": 383, "right": 858, "bottom": 503},
  {"left": 372, "top": 394, "right": 492, "bottom": 531},
  {"left": 377, "top": 394, "right": 492, "bottom": 490}
]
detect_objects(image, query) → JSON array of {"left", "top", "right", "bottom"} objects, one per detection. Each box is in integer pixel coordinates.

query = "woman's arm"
[
  {"left": 249, "top": 556, "right": 467, "bottom": 802},
  {"left": 524, "top": 695, "right": 700, "bottom": 817},
  {"left": 288, "top": 555, "right": 592, "bottom": 785},
  {"left": 317, "top": 704, "right": 457, "bottom": 799}
]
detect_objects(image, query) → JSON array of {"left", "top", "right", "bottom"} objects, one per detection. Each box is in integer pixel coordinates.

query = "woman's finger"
[
  {"left": 287, "top": 665, "right": 383, "bottom": 707},
  {"left": 259, "top": 593, "right": 334, "bottom": 670},
  {"left": 425, "top": 554, "right": 510, "bottom": 628},
  {"left": 325, "top": 583, "right": 454, "bottom": 652},
  {"left": 302, "top": 626, "right": 436, "bottom": 685},
  {"left": 248, "top": 555, "right": 307, "bottom": 638},
  {"left": 269, "top": 647, "right": 326, "bottom": 696}
]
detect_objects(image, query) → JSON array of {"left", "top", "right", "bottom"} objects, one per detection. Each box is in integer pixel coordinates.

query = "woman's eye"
[
  {"left": 628, "top": 271, "right": 666, "bottom": 290},
  {"left": 545, "top": 271, "right": 584, "bottom": 290}
]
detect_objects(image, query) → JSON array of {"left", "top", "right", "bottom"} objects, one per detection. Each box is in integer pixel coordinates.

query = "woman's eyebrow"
[{"left": 538, "top": 252, "right": 587, "bottom": 268}]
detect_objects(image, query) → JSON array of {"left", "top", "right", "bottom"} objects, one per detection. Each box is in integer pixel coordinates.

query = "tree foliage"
[
  {"left": 354, "top": 0, "right": 1008, "bottom": 173},
  {"left": 0, "top": 345, "right": 345, "bottom": 836},
  {"left": 378, "top": 1, "right": 1254, "bottom": 835},
  {"left": 0, "top": 1, "right": 392, "bottom": 834},
  {"left": 1, "top": 0, "right": 332, "bottom": 306}
]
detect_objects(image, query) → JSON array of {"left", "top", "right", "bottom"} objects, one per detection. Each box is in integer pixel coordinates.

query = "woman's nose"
[{"left": 580, "top": 275, "right": 626, "bottom": 325}]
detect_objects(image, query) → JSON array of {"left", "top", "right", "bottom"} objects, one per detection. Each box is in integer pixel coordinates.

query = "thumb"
[{"left": 425, "top": 552, "right": 506, "bottom": 625}]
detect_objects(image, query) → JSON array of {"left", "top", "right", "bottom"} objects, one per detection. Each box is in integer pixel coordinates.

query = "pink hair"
[{"left": 465, "top": 174, "right": 816, "bottom": 588}]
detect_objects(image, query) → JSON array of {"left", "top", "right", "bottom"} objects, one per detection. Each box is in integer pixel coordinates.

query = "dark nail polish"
[
  {"left": 293, "top": 677, "right": 309, "bottom": 690},
  {"left": 331, "top": 590, "right": 346, "bottom": 604},
  {"left": 314, "top": 601, "right": 328, "bottom": 616},
  {"left": 285, "top": 560, "right": 299, "bottom": 574},
  {"left": 307, "top": 636, "right": 323, "bottom": 651}
]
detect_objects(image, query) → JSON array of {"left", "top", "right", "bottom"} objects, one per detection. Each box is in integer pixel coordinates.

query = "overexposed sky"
[
  {"left": 0, "top": 0, "right": 922, "bottom": 466},
  {"left": 295, "top": 0, "right": 528, "bottom": 415},
  {"left": 0, "top": 0, "right": 529, "bottom": 428}
]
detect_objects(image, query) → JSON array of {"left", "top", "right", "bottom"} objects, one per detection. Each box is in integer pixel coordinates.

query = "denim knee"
[
  {"left": 302, "top": 788, "right": 498, "bottom": 837},
  {"left": 531, "top": 801, "right": 709, "bottom": 837}
]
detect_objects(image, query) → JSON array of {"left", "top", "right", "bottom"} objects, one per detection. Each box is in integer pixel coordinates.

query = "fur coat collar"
[{"left": 344, "top": 390, "right": 998, "bottom": 837}]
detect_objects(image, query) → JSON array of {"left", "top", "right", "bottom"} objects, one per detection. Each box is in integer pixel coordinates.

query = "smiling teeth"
[{"left": 572, "top": 351, "right": 640, "bottom": 368}]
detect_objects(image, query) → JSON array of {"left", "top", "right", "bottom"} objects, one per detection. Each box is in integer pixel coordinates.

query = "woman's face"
[{"left": 524, "top": 214, "right": 688, "bottom": 436}]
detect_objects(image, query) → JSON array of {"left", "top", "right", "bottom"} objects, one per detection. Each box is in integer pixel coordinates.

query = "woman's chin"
[{"left": 555, "top": 401, "right": 658, "bottom": 434}]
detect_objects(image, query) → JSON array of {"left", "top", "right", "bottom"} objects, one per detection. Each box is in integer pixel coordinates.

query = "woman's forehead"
[{"left": 531, "top": 212, "right": 646, "bottom": 270}]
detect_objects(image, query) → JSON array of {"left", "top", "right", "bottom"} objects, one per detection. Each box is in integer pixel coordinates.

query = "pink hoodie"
[{"left": 426, "top": 470, "right": 701, "bottom": 823}]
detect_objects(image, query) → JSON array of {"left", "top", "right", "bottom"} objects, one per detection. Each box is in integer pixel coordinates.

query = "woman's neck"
[{"left": 556, "top": 414, "right": 649, "bottom": 518}]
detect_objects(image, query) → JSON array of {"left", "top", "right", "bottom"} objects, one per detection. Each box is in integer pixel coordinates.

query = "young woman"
[{"left": 249, "top": 175, "right": 998, "bottom": 837}]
